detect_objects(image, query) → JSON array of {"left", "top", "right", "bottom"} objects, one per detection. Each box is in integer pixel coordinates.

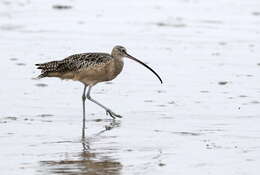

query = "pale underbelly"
[{"left": 74, "top": 64, "right": 123, "bottom": 85}]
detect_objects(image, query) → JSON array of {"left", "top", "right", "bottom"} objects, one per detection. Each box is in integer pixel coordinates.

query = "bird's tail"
[
  {"left": 33, "top": 72, "right": 48, "bottom": 79},
  {"left": 35, "top": 61, "right": 59, "bottom": 79}
]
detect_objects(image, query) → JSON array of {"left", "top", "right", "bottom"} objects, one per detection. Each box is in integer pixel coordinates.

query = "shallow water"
[{"left": 1, "top": 0, "right": 260, "bottom": 174}]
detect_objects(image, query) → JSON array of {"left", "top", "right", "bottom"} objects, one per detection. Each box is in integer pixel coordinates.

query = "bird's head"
[
  {"left": 111, "top": 45, "right": 163, "bottom": 84},
  {"left": 111, "top": 45, "right": 127, "bottom": 58}
]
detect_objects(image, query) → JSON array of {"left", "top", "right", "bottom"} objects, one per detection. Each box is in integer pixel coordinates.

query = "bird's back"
[{"left": 36, "top": 53, "right": 113, "bottom": 79}]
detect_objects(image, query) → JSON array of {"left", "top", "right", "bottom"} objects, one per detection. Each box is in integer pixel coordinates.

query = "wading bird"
[{"left": 36, "top": 45, "right": 162, "bottom": 138}]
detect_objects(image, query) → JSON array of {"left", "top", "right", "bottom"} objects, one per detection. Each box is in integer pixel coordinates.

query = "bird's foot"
[{"left": 106, "top": 109, "right": 122, "bottom": 119}]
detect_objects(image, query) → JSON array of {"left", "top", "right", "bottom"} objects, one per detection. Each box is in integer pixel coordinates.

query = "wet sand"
[{"left": 0, "top": 0, "right": 260, "bottom": 174}]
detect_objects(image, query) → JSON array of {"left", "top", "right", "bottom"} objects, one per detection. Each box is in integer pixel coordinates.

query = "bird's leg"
[
  {"left": 86, "top": 85, "right": 122, "bottom": 119},
  {"left": 82, "top": 84, "right": 88, "bottom": 139}
]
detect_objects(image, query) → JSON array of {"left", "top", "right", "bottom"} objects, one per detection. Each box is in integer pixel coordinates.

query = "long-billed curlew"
[{"left": 35, "top": 45, "right": 162, "bottom": 138}]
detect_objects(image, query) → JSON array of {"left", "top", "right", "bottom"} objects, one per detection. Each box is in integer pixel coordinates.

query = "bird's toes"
[
  {"left": 111, "top": 112, "right": 122, "bottom": 119},
  {"left": 115, "top": 114, "right": 123, "bottom": 118},
  {"left": 106, "top": 110, "right": 122, "bottom": 119},
  {"left": 106, "top": 110, "right": 115, "bottom": 119}
]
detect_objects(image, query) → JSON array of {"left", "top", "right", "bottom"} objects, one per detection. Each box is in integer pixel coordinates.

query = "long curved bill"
[{"left": 125, "top": 53, "right": 163, "bottom": 84}]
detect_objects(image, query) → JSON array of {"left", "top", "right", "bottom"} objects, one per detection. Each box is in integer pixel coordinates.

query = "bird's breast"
[
  {"left": 107, "top": 58, "right": 124, "bottom": 81},
  {"left": 75, "top": 58, "right": 124, "bottom": 85}
]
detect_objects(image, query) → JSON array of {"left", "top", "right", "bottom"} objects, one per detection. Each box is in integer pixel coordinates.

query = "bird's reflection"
[
  {"left": 39, "top": 120, "right": 122, "bottom": 175},
  {"left": 81, "top": 120, "right": 121, "bottom": 151}
]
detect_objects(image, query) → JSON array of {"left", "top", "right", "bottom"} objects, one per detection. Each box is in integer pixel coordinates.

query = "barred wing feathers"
[{"left": 36, "top": 53, "right": 112, "bottom": 78}]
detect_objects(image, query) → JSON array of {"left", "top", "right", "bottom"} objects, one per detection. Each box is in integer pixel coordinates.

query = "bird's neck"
[
  {"left": 112, "top": 57, "right": 124, "bottom": 76},
  {"left": 113, "top": 57, "right": 124, "bottom": 67}
]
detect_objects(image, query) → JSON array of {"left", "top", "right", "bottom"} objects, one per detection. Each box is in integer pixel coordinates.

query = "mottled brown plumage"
[
  {"left": 36, "top": 53, "right": 111, "bottom": 73},
  {"left": 36, "top": 52, "right": 120, "bottom": 85}
]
